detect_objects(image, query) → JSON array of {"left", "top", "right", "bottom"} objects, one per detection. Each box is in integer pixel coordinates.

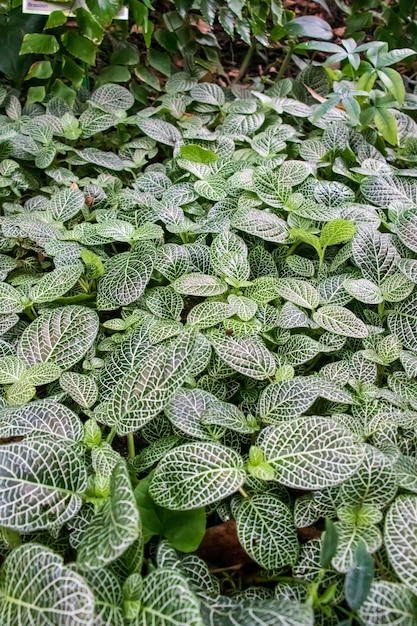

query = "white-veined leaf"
[
  {"left": 275, "top": 278, "right": 320, "bottom": 310},
  {"left": 17, "top": 305, "right": 99, "bottom": 370},
  {"left": 90, "top": 84, "right": 134, "bottom": 112},
  {"left": 358, "top": 581, "right": 416, "bottom": 626},
  {"left": 232, "top": 207, "right": 288, "bottom": 243},
  {"left": 138, "top": 118, "right": 182, "bottom": 146},
  {"left": 48, "top": 187, "right": 85, "bottom": 221},
  {"left": 257, "top": 416, "right": 364, "bottom": 490},
  {"left": 343, "top": 278, "right": 383, "bottom": 305},
  {"left": 395, "top": 209, "right": 417, "bottom": 253},
  {"left": 77, "top": 460, "right": 140, "bottom": 570},
  {"left": 149, "top": 442, "right": 245, "bottom": 509},
  {"left": 95, "top": 331, "right": 197, "bottom": 434},
  {"left": 172, "top": 273, "right": 228, "bottom": 297},
  {"left": 0, "top": 544, "right": 94, "bottom": 626},
  {"left": 138, "top": 568, "right": 203, "bottom": 626},
  {"left": 313, "top": 305, "right": 369, "bottom": 338},
  {"left": 0, "top": 283, "right": 25, "bottom": 314},
  {"left": 385, "top": 495, "right": 417, "bottom": 594},
  {"left": 352, "top": 227, "right": 399, "bottom": 285},
  {"left": 0, "top": 439, "right": 87, "bottom": 531},
  {"left": 258, "top": 378, "right": 319, "bottom": 423},
  {"left": 187, "top": 301, "right": 235, "bottom": 329},
  {"left": 239, "top": 599, "right": 314, "bottom": 626},
  {"left": 332, "top": 522, "right": 382, "bottom": 573},
  {"left": 0, "top": 400, "right": 83, "bottom": 441},
  {"left": 97, "top": 251, "right": 154, "bottom": 310},
  {"left": 81, "top": 568, "right": 124, "bottom": 626},
  {"left": 29, "top": 264, "right": 83, "bottom": 303},
  {"left": 236, "top": 494, "right": 299, "bottom": 569},
  {"left": 60, "top": 372, "right": 98, "bottom": 408},
  {"left": 388, "top": 294, "right": 417, "bottom": 352},
  {"left": 211, "top": 335, "right": 276, "bottom": 380}
]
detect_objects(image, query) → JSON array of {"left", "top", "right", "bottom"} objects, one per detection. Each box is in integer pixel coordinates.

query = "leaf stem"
[
  {"left": 106, "top": 427, "right": 116, "bottom": 444},
  {"left": 234, "top": 40, "right": 256, "bottom": 83},
  {"left": 277, "top": 42, "right": 295, "bottom": 81},
  {"left": 239, "top": 486, "right": 249, "bottom": 498},
  {"left": 127, "top": 433, "right": 136, "bottom": 458}
]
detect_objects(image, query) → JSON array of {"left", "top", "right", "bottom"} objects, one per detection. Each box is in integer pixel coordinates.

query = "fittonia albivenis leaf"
[{"left": 0, "top": 69, "right": 416, "bottom": 625}]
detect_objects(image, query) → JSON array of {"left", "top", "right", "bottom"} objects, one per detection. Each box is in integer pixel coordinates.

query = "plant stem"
[
  {"left": 1, "top": 528, "right": 21, "bottom": 549},
  {"left": 239, "top": 486, "right": 249, "bottom": 498},
  {"left": 234, "top": 41, "right": 256, "bottom": 83},
  {"left": 277, "top": 43, "right": 294, "bottom": 81},
  {"left": 106, "top": 427, "right": 116, "bottom": 444},
  {"left": 127, "top": 433, "right": 135, "bottom": 458}
]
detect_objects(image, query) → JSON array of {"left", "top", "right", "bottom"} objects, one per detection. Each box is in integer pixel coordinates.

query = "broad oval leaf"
[
  {"left": 236, "top": 494, "right": 299, "bottom": 569},
  {"left": 358, "top": 581, "right": 417, "bottom": 626},
  {"left": 211, "top": 335, "right": 276, "bottom": 380},
  {"left": 0, "top": 544, "right": 94, "bottom": 626},
  {"left": 385, "top": 495, "right": 417, "bottom": 594},
  {"left": 29, "top": 264, "right": 83, "bottom": 303},
  {"left": 17, "top": 305, "right": 99, "bottom": 370},
  {"left": 275, "top": 278, "right": 320, "bottom": 310},
  {"left": 138, "top": 568, "right": 202, "bottom": 626},
  {"left": 0, "top": 400, "right": 83, "bottom": 442},
  {"left": 149, "top": 442, "right": 246, "bottom": 510},
  {"left": 97, "top": 251, "right": 154, "bottom": 310},
  {"left": 257, "top": 416, "right": 364, "bottom": 490},
  {"left": 313, "top": 305, "right": 369, "bottom": 338},
  {"left": 258, "top": 378, "right": 319, "bottom": 423},
  {"left": 0, "top": 439, "right": 87, "bottom": 531}
]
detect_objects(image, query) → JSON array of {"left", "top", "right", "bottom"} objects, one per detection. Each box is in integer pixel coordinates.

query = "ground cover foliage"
[{"left": 0, "top": 57, "right": 417, "bottom": 626}]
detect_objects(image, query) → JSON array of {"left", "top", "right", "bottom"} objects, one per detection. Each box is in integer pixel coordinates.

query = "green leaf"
[
  {"left": 61, "top": 32, "right": 97, "bottom": 65},
  {"left": 86, "top": 0, "right": 122, "bottom": 23},
  {"left": 27, "top": 86, "right": 46, "bottom": 104},
  {"left": 44, "top": 10, "right": 67, "bottom": 29},
  {"left": 377, "top": 68, "right": 406, "bottom": 104},
  {"left": 345, "top": 541, "right": 375, "bottom": 611},
  {"left": 321, "top": 519, "right": 339, "bottom": 568},
  {"left": 236, "top": 494, "right": 299, "bottom": 569},
  {"left": 74, "top": 8, "right": 104, "bottom": 44},
  {"left": 180, "top": 144, "right": 218, "bottom": 164},
  {"left": 320, "top": 219, "right": 356, "bottom": 250},
  {"left": 0, "top": 544, "right": 94, "bottom": 625},
  {"left": 257, "top": 416, "right": 364, "bottom": 490},
  {"left": 0, "top": 439, "right": 87, "bottom": 531},
  {"left": 134, "top": 473, "right": 206, "bottom": 551},
  {"left": 24, "top": 60, "right": 53, "bottom": 80},
  {"left": 149, "top": 442, "right": 246, "bottom": 509},
  {"left": 77, "top": 461, "right": 140, "bottom": 569},
  {"left": 147, "top": 48, "right": 171, "bottom": 76},
  {"left": 374, "top": 108, "right": 398, "bottom": 145},
  {"left": 20, "top": 33, "right": 59, "bottom": 55},
  {"left": 285, "top": 16, "right": 333, "bottom": 40}
]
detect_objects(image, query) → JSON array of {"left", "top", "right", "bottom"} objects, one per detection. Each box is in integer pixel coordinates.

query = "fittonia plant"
[{"left": 0, "top": 72, "right": 416, "bottom": 626}]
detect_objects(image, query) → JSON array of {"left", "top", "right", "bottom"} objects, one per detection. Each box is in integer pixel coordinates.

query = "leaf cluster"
[{"left": 0, "top": 74, "right": 416, "bottom": 625}]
